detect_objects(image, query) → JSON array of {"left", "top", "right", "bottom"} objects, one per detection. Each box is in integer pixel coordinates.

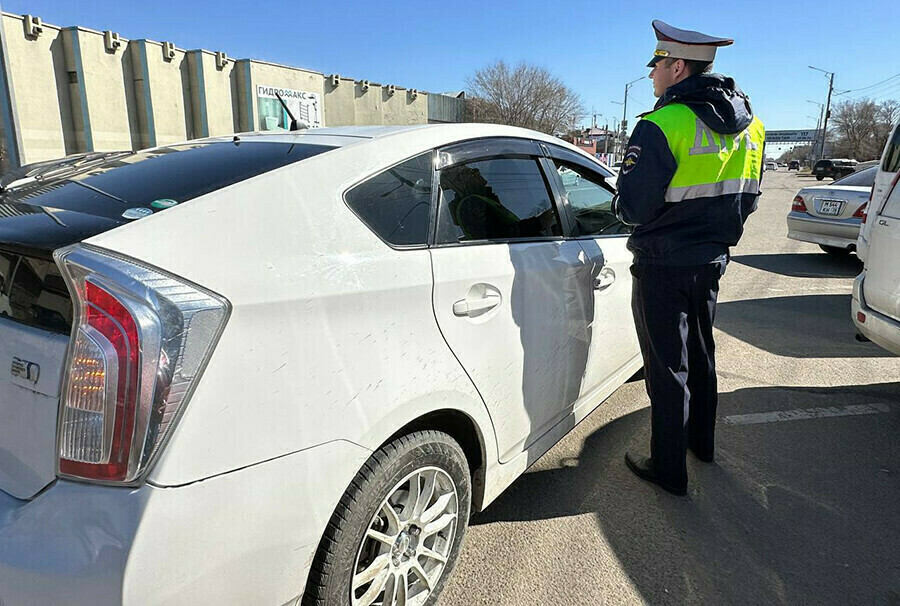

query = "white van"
[
  {"left": 853, "top": 169, "right": 900, "bottom": 355},
  {"left": 857, "top": 120, "right": 900, "bottom": 261}
]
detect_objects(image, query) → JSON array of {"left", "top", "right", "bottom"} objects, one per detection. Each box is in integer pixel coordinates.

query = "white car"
[
  {"left": 853, "top": 170, "right": 900, "bottom": 355},
  {"left": 0, "top": 124, "right": 640, "bottom": 605},
  {"left": 786, "top": 166, "right": 876, "bottom": 254},
  {"left": 765, "top": 160, "right": 778, "bottom": 171},
  {"left": 857, "top": 119, "right": 900, "bottom": 261}
]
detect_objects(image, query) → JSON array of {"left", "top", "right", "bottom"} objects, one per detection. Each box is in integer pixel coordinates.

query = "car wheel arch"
[{"left": 357, "top": 401, "right": 494, "bottom": 513}]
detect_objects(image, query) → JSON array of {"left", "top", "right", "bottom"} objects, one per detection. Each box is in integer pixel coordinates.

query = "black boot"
[{"left": 624, "top": 452, "right": 687, "bottom": 496}]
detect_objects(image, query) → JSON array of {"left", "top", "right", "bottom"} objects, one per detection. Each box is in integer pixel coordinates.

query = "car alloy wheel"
[
  {"left": 351, "top": 467, "right": 459, "bottom": 606},
  {"left": 302, "top": 430, "right": 471, "bottom": 606}
]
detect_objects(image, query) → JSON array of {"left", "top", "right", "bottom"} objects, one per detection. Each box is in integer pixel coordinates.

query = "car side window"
[
  {"left": 345, "top": 152, "right": 433, "bottom": 247},
  {"left": 883, "top": 126, "right": 900, "bottom": 173},
  {"left": 552, "top": 160, "right": 630, "bottom": 236},
  {"left": 436, "top": 157, "right": 562, "bottom": 244}
]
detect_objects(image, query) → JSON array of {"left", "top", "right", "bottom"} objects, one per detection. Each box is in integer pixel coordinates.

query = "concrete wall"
[
  {"left": 323, "top": 76, "right": 356, "bottom": 127},
  {"left": 241, "top": 59, "right": 324, "bottom": 131},
  {"left": 0, "top": 11, "right": 466, "bottom": 170},
  {"left": 131, "top": 40, "right": 192, "bottom": 148},
  {"left": 187, "top": 50, "right": 238, "bottom": 137},
  {"left": 63, "top": 27, "right": 136, "bottom": 152},
  {"left": 1, "top": 14, "right": 70, "bottom": 163}
]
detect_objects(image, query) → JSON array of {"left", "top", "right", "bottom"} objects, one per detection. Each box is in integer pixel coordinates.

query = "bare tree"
[
  {"left": 831, "top": 98, "right": 899, "bottom": 160},
  {"left": 466, "top": 61, "right": 584, "bottom": 135}
]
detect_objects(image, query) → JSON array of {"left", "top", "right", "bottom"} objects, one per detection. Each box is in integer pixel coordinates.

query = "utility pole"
[{"left": 809, "top": 66, "right": 835, "bottom": 159}]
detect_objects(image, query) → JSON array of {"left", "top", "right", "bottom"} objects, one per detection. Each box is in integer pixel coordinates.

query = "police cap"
[{"left": 648, "top": 20, "right": 733, "bottom": 68}]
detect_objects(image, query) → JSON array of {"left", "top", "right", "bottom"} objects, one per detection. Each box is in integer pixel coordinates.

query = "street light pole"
[
  {"left": 809, "top": 66, "right": 835, "bottom": 159},
  {"left": 621, "top": 76, "right": 644, "bottom": 157},
  {"left": 807, "top": 100, "right": 824, "bottom": 163}
]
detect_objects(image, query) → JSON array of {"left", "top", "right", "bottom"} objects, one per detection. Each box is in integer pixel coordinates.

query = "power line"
[
  {"left": 869, "top": 82, "right": 900, "bottom": 102},
  {"left": 835, "top": 72, "right": 900, "bottom": 96},
  {"left": 626, "top": 93, "right": 648, "bottom": 110},
  {"left": 840, "top": 76, "right": 900, "bottom": 101}
]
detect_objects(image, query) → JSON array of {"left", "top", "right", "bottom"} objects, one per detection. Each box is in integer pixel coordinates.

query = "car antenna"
[{"left": 274, "top": 91, "right": 308, "bottom": 131}]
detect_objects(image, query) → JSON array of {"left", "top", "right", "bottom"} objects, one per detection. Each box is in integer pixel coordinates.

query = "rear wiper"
[{"left": 0, "top": 151, "right": 132, "bottom": 192}]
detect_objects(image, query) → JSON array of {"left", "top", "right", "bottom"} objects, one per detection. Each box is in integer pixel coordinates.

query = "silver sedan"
[{"left": 786, "top": 166, "right": 877, "bottom": 255}]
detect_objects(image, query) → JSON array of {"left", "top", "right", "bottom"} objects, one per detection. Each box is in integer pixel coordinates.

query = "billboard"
[
  {"left": 766, "top": 129, "right": 822, "bottom": 144},
  {"left": 256, "top": 85, "right": 322, "bottom": 130}
]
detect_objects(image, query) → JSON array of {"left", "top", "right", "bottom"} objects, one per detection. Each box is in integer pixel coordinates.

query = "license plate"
[{"left": 819, "top": 200, "right": 843, "bottom": 216}]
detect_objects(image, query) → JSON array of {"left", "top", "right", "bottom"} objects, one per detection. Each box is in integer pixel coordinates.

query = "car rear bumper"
[
  {"left": 0, "top": 440, "right": 370, "bottom": 605},
  {"left": 852, "top": 272, "right": 900, "bottom": 356},
  {"left": 786, "top": 212, "right": 860, "bottom": 249}
]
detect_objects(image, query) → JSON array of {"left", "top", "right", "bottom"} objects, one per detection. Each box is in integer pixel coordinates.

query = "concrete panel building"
[
  {"left": 130, "top": 40, "right": 192, "bottom": 148},
  {"left": 62, "top": 26, "right": 136, "bottom": 153},
  {"left": 0, "top": 11, "right": 468, "bottom": 172},
  {"left": 1, "top": 14, "right": 70, "bottom": 164},
  {"left": 187, "top": 50, "right": 238, "bottom": 137},
  {"left": 323, "top": 75, "right": 357, "bottom": 127},
  {"left": 236, "top": 59, "right": 325, "bottom": 132}
]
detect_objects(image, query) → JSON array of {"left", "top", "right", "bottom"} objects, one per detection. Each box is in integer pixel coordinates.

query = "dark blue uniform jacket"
[{"left": 614, "top": 74, "right": 763, "bottom": 266}]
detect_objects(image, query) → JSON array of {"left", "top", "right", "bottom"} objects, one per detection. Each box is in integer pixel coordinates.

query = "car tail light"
[
  {"left": 54, "top": 245, "right": 230, "bottom": 484},
  {"left": 857, "top": 312, "right": 866, "bottom": 324},
  {"left": 853, "top": 203, "right": 867, "bottom": 220},
  {"left": 792, "top": 195, "right": 808, "bottom": 213}
]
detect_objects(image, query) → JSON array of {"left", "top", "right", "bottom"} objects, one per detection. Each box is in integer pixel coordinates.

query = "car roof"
[{"left": 197, "top": 124, "right": 600, "bottom": 161}]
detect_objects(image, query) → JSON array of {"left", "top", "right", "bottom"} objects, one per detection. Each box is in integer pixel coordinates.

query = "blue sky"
[{"left": 8, "top": 0, "right": 898, "bottom": 151}]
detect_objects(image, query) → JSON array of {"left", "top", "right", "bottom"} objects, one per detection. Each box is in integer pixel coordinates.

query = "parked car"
[
  {"left": 812, "top": 158, "right": 858, "bottom": 180},
  {"left": 786, "top": 165, "right": 876, "bottom": 254},
  {"left": 789, "top": 160, "right": 801, "bottom": 171},
  {"left": 857, "top": 119, "right": 900, "bottom": 262},
  {"left": 765, "top": 160, "right": 778, "bottom": 171},
  {"left": 0, "top": 125, "right": 641, "bottom": 604},
  {"left": 853, "top": 170, "right": 900, "bottom": 355}
]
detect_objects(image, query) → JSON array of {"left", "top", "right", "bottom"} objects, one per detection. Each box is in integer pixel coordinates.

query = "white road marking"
[{"left": 723, "top": 403, "right": 891, "bottom": 426}]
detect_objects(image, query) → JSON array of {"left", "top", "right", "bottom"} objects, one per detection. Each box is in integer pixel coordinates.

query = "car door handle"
[
  {"left": 453, "top": 294, "right": 501, "bottom": 317},
  {"left": 594, "top": 267, "right": 616, "bottom": 291}
]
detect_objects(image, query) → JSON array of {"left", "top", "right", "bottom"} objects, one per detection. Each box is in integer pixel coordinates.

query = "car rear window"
[
  {"left": 833, "top": 166, "right": 878, "bottom": 187},
  {"left": 64, "top": 141, "right": 335, "bottom": 207}
]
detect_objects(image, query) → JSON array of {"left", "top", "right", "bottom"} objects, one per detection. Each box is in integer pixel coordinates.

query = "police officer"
[{"left": 613, "top": 20, "right": 765, "bottom": 496}]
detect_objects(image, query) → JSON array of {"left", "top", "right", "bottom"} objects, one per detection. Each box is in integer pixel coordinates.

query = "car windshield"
[{"left": 833, "top": 166, "right": 878, "bottom": 187}]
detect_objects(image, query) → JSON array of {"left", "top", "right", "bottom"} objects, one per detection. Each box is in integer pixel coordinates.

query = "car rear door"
[
  {"left": 864, "top": 176, "right": 900, "bottom": 322},
  {"left": 542, "top": 144, "right": 640, "bottom": 403},
  {"left": 429, "top": 138, "right": 594, "bottom": 462}
]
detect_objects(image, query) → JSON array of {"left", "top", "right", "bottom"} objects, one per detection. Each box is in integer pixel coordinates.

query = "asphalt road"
[{"left": 441, "top": 169, "right": 900, "bottom": 605}]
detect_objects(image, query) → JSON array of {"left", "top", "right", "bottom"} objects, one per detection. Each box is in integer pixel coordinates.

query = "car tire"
[
  {"left": 819, "top": 244, "right": 851, "bottom": 255},
  {"left": 303, "top": 430, "right": 471, "bottom": 606},
  {"left": 816, "top": 175, "right": 824, "bottom": 180}
]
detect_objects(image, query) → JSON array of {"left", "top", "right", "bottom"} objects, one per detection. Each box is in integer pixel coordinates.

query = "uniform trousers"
[{"left": 630, "top": 261, "right": 725, "bottom": 489}]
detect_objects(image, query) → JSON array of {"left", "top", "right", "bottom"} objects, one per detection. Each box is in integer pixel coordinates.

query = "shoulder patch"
[{"left": 622, "top": 145, "right": 641, "bottom": 174}]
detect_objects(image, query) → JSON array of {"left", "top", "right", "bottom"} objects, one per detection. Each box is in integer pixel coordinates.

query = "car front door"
[
  {"left": 543, "top": 145, "right": 641, "bottom": 407},
  {"left": 429, "top": 139, "right": 595, "bottom": 463}
]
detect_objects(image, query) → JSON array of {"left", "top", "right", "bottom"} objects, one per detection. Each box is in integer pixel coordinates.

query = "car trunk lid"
[
  {"left": 800, "top": 185, "right": 870, "bottom": 220},
  {"left": 0, "top": 173, "right": 128, "bottom": 499}
]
